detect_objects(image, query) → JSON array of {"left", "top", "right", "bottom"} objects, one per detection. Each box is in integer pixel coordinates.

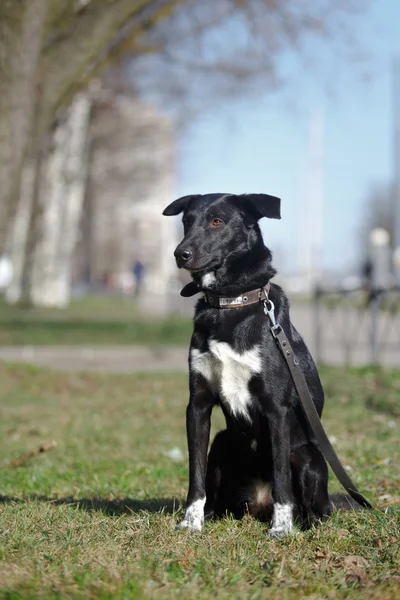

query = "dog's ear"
[
  {"left": 162, "top": 195, "right": 199, "bottom": 216},
  {"left": 238, "top": 193, "right": 281, "bottom": 221},
  {"left": 180, "top": 281, "right": 200, "bottom": 297}
]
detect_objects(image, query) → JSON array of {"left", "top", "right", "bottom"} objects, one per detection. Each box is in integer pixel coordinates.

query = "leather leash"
[{"left": 263, "top": 295, "right": 373, "bottom": 510}]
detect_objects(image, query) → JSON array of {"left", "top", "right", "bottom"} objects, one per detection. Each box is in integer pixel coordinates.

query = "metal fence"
[{"left": 313, "top": 287, "right": 400, "bottom": 367}]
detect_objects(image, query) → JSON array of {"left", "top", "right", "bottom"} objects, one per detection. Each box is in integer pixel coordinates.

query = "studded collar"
[{"left": 203, "top": 282, "right": 271, "bottom": 309}]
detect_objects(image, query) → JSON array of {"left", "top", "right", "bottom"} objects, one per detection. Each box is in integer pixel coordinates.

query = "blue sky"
[{"left": 176, "top": 0, "right": 400, "bottom": 275}]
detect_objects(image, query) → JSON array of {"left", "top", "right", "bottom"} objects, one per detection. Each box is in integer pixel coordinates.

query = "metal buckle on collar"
[
  {"left": 263, "top": 297, "right": 275, "bottom": 322},
  {"left": 263, "top": 297, "right": 282, "bottom": 337},
  {"left": 204, "top": 292, "right": 216, "bottom": 305}
]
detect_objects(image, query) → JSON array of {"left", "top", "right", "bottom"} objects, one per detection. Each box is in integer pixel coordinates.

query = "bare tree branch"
[
  {"left": 125, "top": 0, "right": 370, "bottom": 121},
  {"left": 37, "top": 0, "right": 183, "bottom": 133}
]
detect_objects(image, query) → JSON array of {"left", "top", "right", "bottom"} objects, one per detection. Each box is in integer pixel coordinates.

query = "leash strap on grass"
[{"left": 265, "top": 303, "right": 373, "bottom": 510}]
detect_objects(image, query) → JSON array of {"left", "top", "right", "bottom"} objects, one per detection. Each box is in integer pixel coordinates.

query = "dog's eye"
[{"left": 211, "top": 218, "right": 224, "bottom": 227}]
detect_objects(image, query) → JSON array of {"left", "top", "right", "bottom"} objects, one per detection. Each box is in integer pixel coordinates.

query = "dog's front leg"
[
  {"left": 267, "top": 407, "right": 294, "bottom": 538},
  {"left": 177, "top": 377, "right": 213, "bottom": 532}
]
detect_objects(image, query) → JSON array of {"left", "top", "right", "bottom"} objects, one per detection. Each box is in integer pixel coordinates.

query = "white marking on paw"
[
  {"left": 176, "top": 497, "right": 206, "bottom": 532},
  {"left": 269, "top": 503, "right": 294, "bottom": 537},
  {"left": 201, "top": 272, "right": 216, "bottom": 288},
  {"left": 251, "top": 439, "right": 258, "bottom": 451},
  {"left": 190, "top": 342, "right": 262, "bottom": 421}
]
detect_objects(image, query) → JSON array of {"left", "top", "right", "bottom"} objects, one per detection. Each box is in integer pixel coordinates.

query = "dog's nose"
[{"left": 174, "top": 248, "right": 192, "bottom": 262}]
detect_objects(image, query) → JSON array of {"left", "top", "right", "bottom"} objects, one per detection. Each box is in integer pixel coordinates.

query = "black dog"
[{"left": 163, "top": 193, "right": 337, "bottom": 537}]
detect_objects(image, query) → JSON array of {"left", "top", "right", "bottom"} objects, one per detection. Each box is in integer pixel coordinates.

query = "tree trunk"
[
  {"left": 30, "top": 92, "right": 92, "bottom": 308},
  {"left": 0, "top": 0, "right": 49, "bottom": 255},
  {"left": 5, "top": 162, "right": 37, "bottom": 304},
  {"left": 53, "top": 92, "right": 92, "bottom": 307},
  {"left": 27, "top": 117, "right": 70, "bottom": 307}
]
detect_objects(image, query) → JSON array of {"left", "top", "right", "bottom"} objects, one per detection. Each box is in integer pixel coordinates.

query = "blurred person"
[{"left": 132, "top": 260, "right": 145, "bottom": 297}]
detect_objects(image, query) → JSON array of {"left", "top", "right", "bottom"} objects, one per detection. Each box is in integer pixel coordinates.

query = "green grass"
[
  {"left": 0, "top": 297, "right": 192, "bottom": 346},
  {"left": 0, "top": 364, "right": 399, "bottom": 599}
]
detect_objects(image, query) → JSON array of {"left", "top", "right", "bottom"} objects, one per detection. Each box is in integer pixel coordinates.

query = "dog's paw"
[
  {"left": 176, "top": 517, "right": 203, "bottom": 532},
  {"left": 268, "top": 524, "right": 293, "bottom": 538},
  {"left": 269, "top": 503, "right": 294, "bottom": 538},
  {"left": 176, "top": 498, "right": 205, "bottom": 533}
]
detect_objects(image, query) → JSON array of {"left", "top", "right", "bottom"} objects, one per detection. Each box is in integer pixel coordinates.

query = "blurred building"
[{"left": 74, "top": 85, "right": 180, "bottom": 314}]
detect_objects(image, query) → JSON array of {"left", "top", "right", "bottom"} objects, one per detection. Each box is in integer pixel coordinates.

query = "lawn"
[
  {"left": 0, "top": 364, "right": 399, "bottom": 599},
  {"left": 0, "top": 297, "right": 192, "bottom": 346}
]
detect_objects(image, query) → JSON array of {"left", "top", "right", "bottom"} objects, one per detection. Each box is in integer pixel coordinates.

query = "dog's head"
[{"left": 163, "top": 193, "right": 281, "bottom": 279}]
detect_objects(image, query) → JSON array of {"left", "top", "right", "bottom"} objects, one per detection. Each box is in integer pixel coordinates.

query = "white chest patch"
[{"left": 191, "top": 341, "right": 262, "bottom": 421}]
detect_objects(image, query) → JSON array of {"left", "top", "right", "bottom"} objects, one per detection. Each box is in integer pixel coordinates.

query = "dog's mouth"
[
  {"left": 186, "top": 261, "right": 221, "bottom": 275},
  {"left": 175, "top": 251, "right": 221, "bottom": 274},
  {"left": 187, "top": 266, "right": 210, "bottom": 273},
  {"left": 180, "top": 261, "right": 214, "bottom": 273}
]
